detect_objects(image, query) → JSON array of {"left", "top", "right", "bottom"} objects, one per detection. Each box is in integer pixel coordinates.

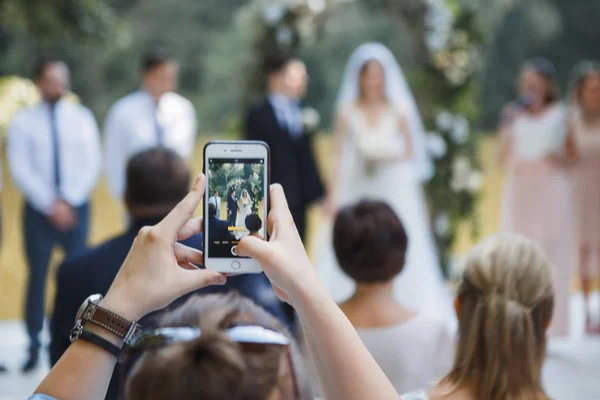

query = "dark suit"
[
  {"left": 245, "top": 98, "right": 324, "bottom": 241},
  {"left": 209, "top": 216, "right": 235, "bottom": 242},
  {"left": 227, "top": 195, "right": 238, "bottom": 226},
  {"left": 50, "top": 217, "right": 292, "bottom": 400}
]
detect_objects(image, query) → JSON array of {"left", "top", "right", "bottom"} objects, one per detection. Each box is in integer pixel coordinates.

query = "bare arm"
[
  {"left": 397, "top": 113, "right": 414, "bottom": 161},
  {"left": 33, "top": 175, "right": 225, "bottom": 400},
  {"left": 238, "top": 185, "right": 400, "bottom": 400}
]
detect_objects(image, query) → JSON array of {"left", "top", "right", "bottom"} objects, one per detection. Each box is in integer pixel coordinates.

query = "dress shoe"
[{"left": 21, "top": 350, "right": 39, "bottom": 373}]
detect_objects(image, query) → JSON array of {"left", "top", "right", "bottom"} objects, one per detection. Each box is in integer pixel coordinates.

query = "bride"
[
  {"left": 235, "top": 189, "right": 253, "bottom": 238},
  {"left": 316, "top": 43, "right": 455, "bottom": 325}
]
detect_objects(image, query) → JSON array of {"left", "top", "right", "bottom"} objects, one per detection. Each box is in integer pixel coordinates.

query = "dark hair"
[
  {"left": 208, "top": 203, "right": 217, "bottom": 218},
  {"left": 126, "top": 147, "right": 190, "bottom": 207},
  {"left": 333, "top": 200, "right": 408, "bottom": 283},
  {"left": 142, "top": 49, "right": 174, "bottom": 73},
  {"left": 245, "top": 214, "right": 262, "bottom": 233},
  {"left": 522, "top": 57, "right": 559, "bottom": 104},
  {"left": 264, "top": 52, "right": 295, "bottom": 76},
  {"left": 126, "top": 293, "right": 311, "bottom": 400},
  {"left": 33, "top": 57, "right": 64, "bottom": 80},
  {"left": 569, "top": 60, "right": 600, "bottom": 105}
]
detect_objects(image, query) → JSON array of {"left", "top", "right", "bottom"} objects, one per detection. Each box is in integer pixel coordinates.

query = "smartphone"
[{"left": 203, "top": 141, "right": 270, "bottom": 273}]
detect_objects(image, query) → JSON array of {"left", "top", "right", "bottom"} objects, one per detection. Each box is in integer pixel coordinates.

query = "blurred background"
[{"left": 1, "top": 0, "right": 600, "bottom": 397}]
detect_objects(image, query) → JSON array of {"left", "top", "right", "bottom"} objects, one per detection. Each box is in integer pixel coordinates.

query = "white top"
[
  {"left": 400, "top": 391, "right": 429, "bottom": 399},
  {"left": 512, "top": 104, "right": 568, "bottom": 160},
  {"left": 7, "top": 100, "right": 101, "bottom": 214},
  {"left": 103, "top": 90, "right": 196, "bottom": 198},
  {"left": 357, "top": 314, "right": 455, "bottom": 395},
  {"left": 571, "top": 108, "right": 600, "bottom": 156},
  {"left": 208, "top": 195, "right": 221, "bottom": 209}
]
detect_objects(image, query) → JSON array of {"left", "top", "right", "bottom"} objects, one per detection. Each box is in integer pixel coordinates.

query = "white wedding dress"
[
  {"left": 314, "top": 105, "right": 456, "bottom": 327},
  {"left": 235, "top": 192, "right": 253, "bottom": 239}
]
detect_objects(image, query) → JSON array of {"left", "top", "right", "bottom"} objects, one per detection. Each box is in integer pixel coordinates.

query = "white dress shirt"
[
  {"left": 269, "top": 94, "right": 303, "bottom": 137},
  {"left": 208, "top": 195, "right": 221, "bottom": 209},
  {"left": 103, "top": 90, "right": 196, "bottom": 198},
  {"left": 7, "top": 100, "right": 102, "bottom": 215}
]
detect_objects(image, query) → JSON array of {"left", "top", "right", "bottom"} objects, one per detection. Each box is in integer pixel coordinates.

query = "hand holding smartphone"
[{"left": 203, "top": 141, "right": 270, "bottom": 273}]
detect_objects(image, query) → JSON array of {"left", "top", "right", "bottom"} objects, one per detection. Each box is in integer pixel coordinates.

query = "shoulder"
[
  {"left": 108, "top": 92, "right": 143, "bottom": 115},
  {"left": 9, "top": 105, "right": 37, "bottom": 130},
  {"left": 67, "top": 102, "right": 96, "bottom": 121},
  {"left": 164, "top": 92, "right": 194, "bottom": 110}
]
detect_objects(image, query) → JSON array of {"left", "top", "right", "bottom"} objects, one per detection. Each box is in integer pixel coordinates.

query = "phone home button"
[{"left": 231, "top": 261, "right": 241, "bottom": 270}]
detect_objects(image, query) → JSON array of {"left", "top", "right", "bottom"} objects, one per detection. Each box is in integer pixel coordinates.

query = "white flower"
[
  {"left": 276, "top": 26, "right": 294, "bottom": 45},
  {"left": 450, "top": 115, "right": 469, "bottom": 144},
  {"left": 434, "top": 213, "right": 451, "bottom": 236},
  {"left": 262, "top": 3, "right": 285, "bottom": 26},
  {"left": 302, "top": 107, "right": 321, "bottom": 131},
  {"left": 307, "top": 0, "right": 327, "bottom": 14},
  {"left": 435, "top": 110, "right": 454, "bottom": 131},
  {"left": 451, "top": 156, "right": 472, "bottom": 192},
  {"left": 467, "top": 171, "right": 483, "bottom": 193},
  {"left": 426, "top": 132, "right": 447, "bottom": 158}
]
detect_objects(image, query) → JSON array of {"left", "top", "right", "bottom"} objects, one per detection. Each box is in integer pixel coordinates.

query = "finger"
[
  {"left": 158, "top": 174, "right": 206, "bottom": 237},
  {"left": 179, "top": 262, "right": 199, "bottom": 271},
  {"left": 236, "top": 236, "right": 273, "bottom": 265},
  {"left": 174, "top": 243, "right": 203, "bottom": 265},
  {"left": 177, "top": 269, "right": 227, "bottom": 293},
  {"left": 269, "top": 184, "right": 289, "bottom": 214},
  {"left": 177, "top": 217, "right": 203, "bottom": 241}
]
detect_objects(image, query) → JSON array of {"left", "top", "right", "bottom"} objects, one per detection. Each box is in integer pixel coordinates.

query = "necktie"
[
  {"left": 49, "top": 103, "right": 62, "bottom": 196},
  {"left": 154, "top": 103, "right": 164, "bottom": 146},
  {"left": 288, "top": 101, "right": 303, "bottom": 138}
]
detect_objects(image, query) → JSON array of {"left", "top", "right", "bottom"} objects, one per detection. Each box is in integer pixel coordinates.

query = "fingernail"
[{"left": 214, "top": 276, "right": 227, "bottom": 285}]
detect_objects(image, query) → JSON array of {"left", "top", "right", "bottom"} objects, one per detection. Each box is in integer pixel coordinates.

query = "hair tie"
[{"left": 484, "top": 292, "right": 531, "bottom": 313}]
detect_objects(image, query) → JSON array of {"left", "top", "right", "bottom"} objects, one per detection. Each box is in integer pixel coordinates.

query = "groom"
[
  {"left": 227, "top": 189, "right": 238, "bottom": 227},
  {"left": 244, "top": 53, "right": 324, "bottom": 243}
]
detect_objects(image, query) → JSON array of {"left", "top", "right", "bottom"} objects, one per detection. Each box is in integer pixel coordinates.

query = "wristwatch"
[{"left": 70, "top": 294, "right": 141, "bottom": 346}]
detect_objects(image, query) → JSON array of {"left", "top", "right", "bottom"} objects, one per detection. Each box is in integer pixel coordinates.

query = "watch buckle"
[{"left": 70, "top": 321, "right": 83, "bottom": 342}]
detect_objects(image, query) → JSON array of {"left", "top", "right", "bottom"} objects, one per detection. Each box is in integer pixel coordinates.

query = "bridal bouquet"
[{"left": 356, "top": 132, "right": 402, "bottom": 175}]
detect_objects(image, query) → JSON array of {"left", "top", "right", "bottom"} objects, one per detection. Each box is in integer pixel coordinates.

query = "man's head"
[
  {"left": 265, "top": 52, "right": 295, "bottom": 95},
  {"left": 283, "top": 59, "right": 308, "bottom": 100},
  {"left": 245, "top": 214, "right": 262, "bottom": 234},
  {"left": 333, "top": 200, "right": 408, "bottom": 284},
  {"left": 125, "top": 147, "right": 190, "bottom": 219},
  {"left": 34, "top": 58, "right": 70, "bottom": 103},
  {"left": 231, "top": 190, "right": 236, "bottom": 198},
  {"left": 213, "top": 190, "right": 218, "bottom": 197},
  {"left": 142, "top": 50, "right": 178, "bottom": 100},
  {"left": 208, "top": 203, "right": 217, "bottom": 219}
]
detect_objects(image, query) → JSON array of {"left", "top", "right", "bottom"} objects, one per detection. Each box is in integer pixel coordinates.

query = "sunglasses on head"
[{"left": 120, "top": 324, "right": 299, "bottom": 399}]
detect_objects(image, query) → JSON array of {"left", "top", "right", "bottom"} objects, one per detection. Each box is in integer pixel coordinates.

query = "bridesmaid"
[
  {"left": 568, "top": 61, "right": 600, "bottom": 334},
  {"left": 499, "top": 57, "right": 573, "bottom": 338}
]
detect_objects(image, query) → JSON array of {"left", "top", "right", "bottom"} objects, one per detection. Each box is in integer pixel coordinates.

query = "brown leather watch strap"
[{"left": 82, "top": 302, "right": 140, "bottom": 341}]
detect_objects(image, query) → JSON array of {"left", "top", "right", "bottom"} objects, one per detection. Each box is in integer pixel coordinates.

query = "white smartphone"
[{"left": 203, "top": 140, "right": 270, "bottom": 273}]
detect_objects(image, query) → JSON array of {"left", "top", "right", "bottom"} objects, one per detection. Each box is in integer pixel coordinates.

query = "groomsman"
[
  {"left": 244, "top": 53, "right": 324, "bottom": 242},
  {"left": 7, "top": 58, "right": 101, "bottom": 372},
  {"left": 208, "top": 190, "right": 222, "bottom": 219},
  {"left": 103, "top": 50, "right": 196, "bottom": 200}
]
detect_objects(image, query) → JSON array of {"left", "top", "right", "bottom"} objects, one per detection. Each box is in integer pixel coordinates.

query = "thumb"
[
  {"left": 178, "top": 269, "right": 227, "bottom": 293},
  {"left": 237, "top": 236, "right": 272, "bottom": 264}
]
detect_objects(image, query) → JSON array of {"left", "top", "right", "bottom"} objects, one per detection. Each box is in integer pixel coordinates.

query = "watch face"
[{"left": 75, "top": 293, "right": 103, "bottom": 323}]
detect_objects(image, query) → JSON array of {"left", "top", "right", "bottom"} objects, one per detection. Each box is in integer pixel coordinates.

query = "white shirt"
[
  {"left": 208, "top": 195, "right": 221, "bottom": 209},
  {"left": 269, "top": 94, "right": 303, "bottom": 136},
  {"left": 103, "top": 90, "right": 196, "bottom": 198},
  {"left": 7, "top": 100, "right": 102, "bottom": 214},
  {"left": 513, "top": 104, "right": 567, "bottom": 160}
]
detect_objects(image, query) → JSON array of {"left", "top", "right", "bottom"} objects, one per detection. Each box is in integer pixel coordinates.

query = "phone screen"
[{"left": 206, "top": 157, "right": 266, "bottom": 259}]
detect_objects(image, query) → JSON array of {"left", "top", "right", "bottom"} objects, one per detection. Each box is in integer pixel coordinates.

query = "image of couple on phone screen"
[{"left": 207, "top": 159, "right": 265, "bottom": 258}]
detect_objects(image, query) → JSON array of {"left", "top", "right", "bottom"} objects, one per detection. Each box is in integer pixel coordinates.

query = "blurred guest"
[
  {"left": 245, "top": 214, "right": 264, "bottom": 239},
  {"left": 227, "top": 189, "right": 238, "bottom": 227},
  {"left": 245, "top": 52, "right": 324, "bottom": 242},
  {"left": 103, "top": 50, "right": 196, "bottom": 200},
  {"left": 7, "top": 58, "right": 101, "bottom": 372},
  {"left": 327, "top": 200, "right": 453, "bottom": 395},
  {"left": 208, "top": 190, "right": 221, "bottom": 218},
  {"left": 208, "top": 203, "right": 234, "bottom": 242},
  {"left": 50, "top": 148, "right": 292, "bottom": 399},
  {"left": 499, "top": 57, "right": 572, "bottom": 337},
  {"left": 568, "top": 61, "right": 600, "bottom": 333}
]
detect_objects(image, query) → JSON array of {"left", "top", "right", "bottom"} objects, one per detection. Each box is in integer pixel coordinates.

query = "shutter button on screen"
[{"left": 231, "top": 261, "right": 241, "bottom": 270}]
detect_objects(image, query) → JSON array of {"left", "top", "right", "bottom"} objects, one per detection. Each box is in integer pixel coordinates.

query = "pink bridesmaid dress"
[
  {"left": 501, "top": 104, "right": 573, "bottom": 337},
  {"left": 571, "top": 109, "right": 600, "bottom": 279}
]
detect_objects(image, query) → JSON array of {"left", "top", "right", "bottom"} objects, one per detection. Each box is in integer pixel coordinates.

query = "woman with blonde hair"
[
  {"left": 401, "top": 233, "right": 554, "bottom": 399},
  {"left": 568, "top": 61, "right": 600, "bottom": 333}
]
